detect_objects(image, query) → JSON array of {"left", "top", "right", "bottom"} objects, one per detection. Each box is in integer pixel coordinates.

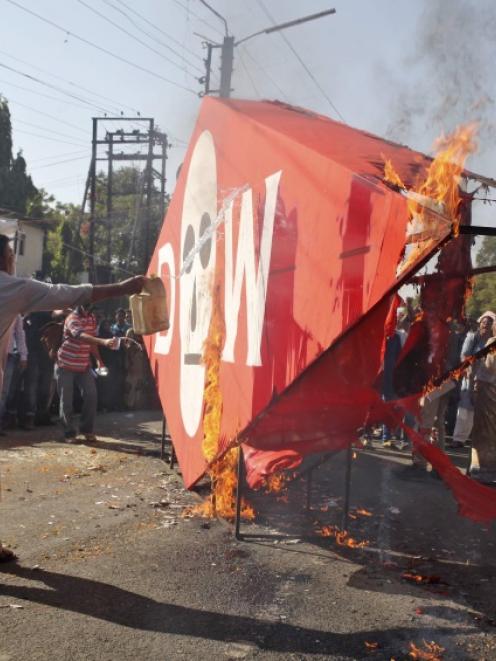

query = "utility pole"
[
  {"left": 219, "top": 36, "right": 234, "bottom": 98},
  {"left": 88, "top": 118, "right": 98, "bottom": 283},
  {"left": 86, "top": 117, "right": 168, "bottom": 282},
  {"left": 197, "top": 7, "right": 336, "bottom": 100}
]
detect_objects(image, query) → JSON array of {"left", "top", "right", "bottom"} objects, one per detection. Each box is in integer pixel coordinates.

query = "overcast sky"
[{"left": 1, "top": 0, "right": 494, "bottom": 215}]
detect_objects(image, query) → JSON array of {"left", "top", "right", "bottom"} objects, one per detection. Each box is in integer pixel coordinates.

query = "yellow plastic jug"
[{"left": 130, "top": 276, "right": 169, "bottom": 335}]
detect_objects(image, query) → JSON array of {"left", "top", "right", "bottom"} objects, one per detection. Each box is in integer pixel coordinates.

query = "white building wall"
[{"left": 15, "top": 222, "right": 45, "bottom": 278}]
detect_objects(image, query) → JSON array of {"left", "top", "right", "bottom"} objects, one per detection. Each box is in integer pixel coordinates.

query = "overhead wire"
[
  {"left": 101, "top": 0, "right": 204, "bottom": 72},
  {"left": 240, "top": 46, "right": 290, "bottom": 102},
  {"left": 6, "top": 98, "right": 88, "bottom": 134},
  {"left": 0, "top": 62, "right": 114, "bottom": 114},
  {"left": 237, "top": 50, "right": 261, "bottom": 98},
  {"left": 254, "top": 0, "right": 346, "bottom": 123},
  {"left": 14, "top": 129, "right": 88, "bottom": 148},
  {"left": 14, "top": 118, "right": 88, "bottom": 142},
  {"left": 30, "top": 149, "right": 89, "bottom": 163},
  {"left": 116, "top": 0, "right": 207, "bottom": 60},
  {"left": 5, "top": 0, "right": 198, "bottom": 95},
  {"left": 0, "top": 47, "right": 138, "bottom": 114},
  {"left": 0, "top": 76, "right": 113, "bottom": 112},
  {"left": 30, "top": 155, "right": 90, "bottom": 170},
  {"left": 173, "top": 0, "right": 223, "bottom": 38},
  {"left": 77, "top": 0, "right": 201, "bottom": 79}
]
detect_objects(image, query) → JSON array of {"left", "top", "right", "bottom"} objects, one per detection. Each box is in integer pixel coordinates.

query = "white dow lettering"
[{"left": 222, "top": 170, "right": 282, "bottom": 366}]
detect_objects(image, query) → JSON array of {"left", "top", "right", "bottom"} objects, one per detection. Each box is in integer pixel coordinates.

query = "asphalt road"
[{"left": 0, "top": 412, "right": 495, "bottom": 660}]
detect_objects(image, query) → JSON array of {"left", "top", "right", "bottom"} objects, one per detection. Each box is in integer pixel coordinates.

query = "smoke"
[{"left": 384, "top": 0, "right": 496, "bottom": 158}]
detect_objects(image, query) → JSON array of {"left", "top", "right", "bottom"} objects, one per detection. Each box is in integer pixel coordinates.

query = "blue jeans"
[{"left": 55, "top": 365, "right": 97, "bottom": 435}]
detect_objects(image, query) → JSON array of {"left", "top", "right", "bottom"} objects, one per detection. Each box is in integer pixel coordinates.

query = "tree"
[
  {"left": 0, "top": 96, "right": 38, "bottom": 214},
  {"left": 466, "top": 235, "right": 496, "bottom": 319}
]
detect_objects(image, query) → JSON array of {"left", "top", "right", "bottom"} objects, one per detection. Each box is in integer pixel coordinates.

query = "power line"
[
  {"left": 5, "top": 0, "right": 198, "bottom": 95},
  {"left": 116, "top": 0, "right": 207, "bottom": 61},
  {"left": 240, "top": 46, "right": 290, "bottom": 102},
  {"left": 255, "top": 0, "right": 346, "bottom": 123},
  {"left": 0, "top": 76, "right": 111, "bottom": 112},
  {"left": 0, "top": 62, "right": 113, "bottom": 114},
  {"left": 101, "top": 0, "right": 204, "bottom": 71},
  {"left": 14, "top": 119, "right": 87, "bottom": 142},
  {"left": 4, "top": 96, "right": 89, "bottom": 134},
  {"left": 237, "top": 50, "right": 261, "bottom": 98},
  {"left": 14, "top": 129, "right": 88, "bottom": 148},
  {"left": 77, "top": 0, "right": 201, "bottom": 79},
  {"left": 30, "top": 149, "right": 89, "bottom": 163},
  {"left": 172, "top": 0, "right": 223, "bottom": 38},
  {"left": 0, "top": 47, "right": 138, "bottom": 114},
  {"left": 30, "top": 155, "right": 90, "bottom": 170}
]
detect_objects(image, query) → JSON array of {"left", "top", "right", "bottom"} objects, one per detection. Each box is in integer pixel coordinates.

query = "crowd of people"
[
  {"left": 0, "top": 305, "right": 159, "bottom": 440},
  {"left": 376, "top": 301, "right": 496, "bottom": 485}
]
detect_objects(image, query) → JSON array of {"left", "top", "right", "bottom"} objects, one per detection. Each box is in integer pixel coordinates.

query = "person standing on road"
[
  {"left": 451, "top": 312, "right": 495, "bottom": 448},
  {"left": 111, "top": 308, "right": 131, "bottom": 410},
  {"left": 0, "top": 233, "right": 147, "bottom": 562},
  {"left": 56, "top": 305, "right": 118, "bottom": 442},
  {"left": 0, "top": 314, "right": 27, "bottom": 435}
]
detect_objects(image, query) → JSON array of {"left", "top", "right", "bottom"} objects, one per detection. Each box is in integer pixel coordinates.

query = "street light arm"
[
  {"left": 198, "top": 0, "right": 229, "bottom": 36},
  {"left": 235, "top": 8, "right": 336, "bottom": 46}
]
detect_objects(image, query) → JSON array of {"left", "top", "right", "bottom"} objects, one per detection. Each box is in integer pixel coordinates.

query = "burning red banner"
[{"left": 144, "top": 98, "right": 496, "bottom": 522}]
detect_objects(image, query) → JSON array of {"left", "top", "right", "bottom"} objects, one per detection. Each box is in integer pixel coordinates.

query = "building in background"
[{"left": 0, "top": 212, "right": 53, "bottom": 278}]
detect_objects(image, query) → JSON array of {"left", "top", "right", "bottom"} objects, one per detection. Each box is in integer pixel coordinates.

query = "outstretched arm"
[{"left": 90, "top": 276, "right": 146, "bottom": 303}]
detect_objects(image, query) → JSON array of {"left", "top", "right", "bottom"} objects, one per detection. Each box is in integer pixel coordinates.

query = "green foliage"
[
  {"left": 466, "top": 236, "right": 496, "bottom": 319},
  {"left": 0, "top": 96, "right": 38, "bottom": 214}
]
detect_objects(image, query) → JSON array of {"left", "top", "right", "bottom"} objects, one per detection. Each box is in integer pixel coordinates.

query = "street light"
[{"left": 197, "top": 6, "right": 337, "bottom": 98}]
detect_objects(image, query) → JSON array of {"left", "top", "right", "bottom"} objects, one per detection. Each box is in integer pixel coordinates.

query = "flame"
[
  {"left": 316, "top": 524, "right": 369, "bottom": 549},
  {"left": 265, "top": 472, "right": 288, "bottom": 494},
  {"left": 354, "top": 507, "right": 373, "bottom": 517},
  {"left": 384, "top": 124, "right": 477, "bottom": 273},
  {"left": 364, "top": 641, "right": 379, "bottom": 651},
  {"left": 408, "top": 641, "right": 445, "bottom": 660},
  {"left": 383, "top": 157, "right": 405, "bottom": 188},
  {"left": 401, "top": 572, "right": 441, "bottom": 585},
  {"left": 183, "top": 285, "right": 255, "bottom": 522},
  {"left": 201, "top": 284, "right": 225, "bottom": 463}
]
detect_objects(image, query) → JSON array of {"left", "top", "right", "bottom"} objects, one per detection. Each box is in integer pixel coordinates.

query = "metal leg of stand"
[
  {"left": 235, "top": 447, "right": 245, "bottom": 541},
  {"left": 169, "top": 445, "right": 176, "bottom": 470},
  {"left": 160, "top": 416, "right": 166, "bottom": 461},
  {"left": 342, "top": 444, "right": 353, "bottom": 530},
  {"left": 306, "top": 469, "right": 313, "bottom": 511}
]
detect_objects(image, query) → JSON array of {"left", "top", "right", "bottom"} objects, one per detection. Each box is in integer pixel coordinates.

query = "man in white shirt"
[{"left": 0, "top": 234, "right": 148, "bottom": 562}]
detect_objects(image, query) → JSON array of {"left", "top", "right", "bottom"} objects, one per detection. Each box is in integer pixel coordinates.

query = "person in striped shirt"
[
  {"left": 0, "top": 233, "right": 147, "bottom": 563},
  {"left": 56, "top": 305, "right": 118, "bottom": 442}
]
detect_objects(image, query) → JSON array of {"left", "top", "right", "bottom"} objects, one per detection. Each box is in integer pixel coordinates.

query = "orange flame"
[
  {"left": 316, "top": 524, "right": 369, "bottom": 549},
  {"left": 408, "top": 640, "right": 445, "bottom": 660},
  {"left": 265, "top": 472, "right": 289, "bottom": 494},
  {"left": 384, "top": 124, "right": 477, "bottom": 273},
  {"left": 401, "top": 572, "right": 441, "bottom": 585},
  {"left": 184, "top": 285, "right": 255, "bottom": 522},
  {"left": 201, "top": 285, "right": 224, "bottom": 463},
  {"left": 354, "top": 507, "right": 373, "bottom": 517}
]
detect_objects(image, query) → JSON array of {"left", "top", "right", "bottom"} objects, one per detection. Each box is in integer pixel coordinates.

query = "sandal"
[{"left": 0, "top": 545, "right": 17, "bottom": 563}]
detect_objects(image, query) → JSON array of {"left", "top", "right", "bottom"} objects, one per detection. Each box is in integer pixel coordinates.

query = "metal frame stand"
[
  {"left": 160, "top": 414, "right": 176, "bottom": 468},
  {"left": 234, "top": 446, "right": 245, "bottom": 540},
  {"left": 233, "top": 444, "right": 355, "bottom": 541},
  {"left": 342, "top": 444, "right": 353, "bottom": 530}
]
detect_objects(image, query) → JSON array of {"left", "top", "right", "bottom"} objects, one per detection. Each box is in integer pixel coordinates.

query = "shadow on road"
[{"left": 0, "top": 563, "right": 473, "bottom": 657}]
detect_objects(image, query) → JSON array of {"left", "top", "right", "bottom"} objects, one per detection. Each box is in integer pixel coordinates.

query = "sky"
[{"left": 1, "top": 0, "right": 495, "bottom": 223}]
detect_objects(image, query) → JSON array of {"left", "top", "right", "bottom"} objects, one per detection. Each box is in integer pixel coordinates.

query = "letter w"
[{"left": 222, "top": 170, "right": 282, "bottom": 366}]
